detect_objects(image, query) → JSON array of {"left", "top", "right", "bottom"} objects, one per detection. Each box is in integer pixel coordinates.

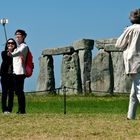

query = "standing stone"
[
  {"left": 91, "top": 49, "right": 113, "bottom": 95},
  {"left": 111, "top": 52, "right": 132, "bottom": 93},
  {"left": 94, "top": 38, "right": 132, "bottom": 94},
  {"left": 36, "top": 56, "right": 55, "bottom": 93},
  {"left": 61, "top": 52, "right": 82, "bottom": 94},
  {"left": 73, "top": 39, "right": 94, "bottom": 93},
  {"left": 78, "top": 49, "right": 92, "bottom": 93}
]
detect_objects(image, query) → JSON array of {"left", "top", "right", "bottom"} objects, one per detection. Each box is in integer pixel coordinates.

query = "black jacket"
[{"left": 0, "top": 51, "right": 13, "bottom": 75}]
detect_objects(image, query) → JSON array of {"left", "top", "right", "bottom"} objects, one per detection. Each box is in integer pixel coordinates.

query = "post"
[
  {"left": 3, "top": 24, "right": 7, "bottom": 41},
  {"left": 0, "top": 18, "right": 8, "bottom": 42},
  {"left": 63, "top": 86, "right": 66, "bottom": 114}
]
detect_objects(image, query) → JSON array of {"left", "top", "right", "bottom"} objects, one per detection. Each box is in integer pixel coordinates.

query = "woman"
[{"left": 0, "top": 38, "right": 17, "bottom": 114}]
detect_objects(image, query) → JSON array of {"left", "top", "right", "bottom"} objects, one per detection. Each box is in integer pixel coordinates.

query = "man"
[
  {"left": 115, "top": 9, "right": 140, "bottom": 120},
  {"left": 11, "top": 29, "right": 28, "bottom": 114}
]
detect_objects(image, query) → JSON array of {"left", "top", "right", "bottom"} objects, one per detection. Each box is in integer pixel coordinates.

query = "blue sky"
[{"left": 0, "top": 0, "right": 139, "bottom": 92}]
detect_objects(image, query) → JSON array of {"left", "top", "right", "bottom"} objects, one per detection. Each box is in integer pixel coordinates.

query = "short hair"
[
  {"left": 129, "top": 8, "right": 140, "bottom": 24},
  {"left": 15, "top": 29, "right": 27, "bottom": 38}
]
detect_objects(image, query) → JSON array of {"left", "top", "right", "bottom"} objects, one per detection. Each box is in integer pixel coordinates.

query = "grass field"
[{"left": 0, "top": 94, "right": 140, "bottom": 140}]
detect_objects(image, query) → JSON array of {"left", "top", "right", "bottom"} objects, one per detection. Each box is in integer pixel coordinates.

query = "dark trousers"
[
  {"left": 14, "top": 75, "right": 26, "bottom": 113},
  {"left": 1, "top": 74, "right": 14, "bottom": 112}
]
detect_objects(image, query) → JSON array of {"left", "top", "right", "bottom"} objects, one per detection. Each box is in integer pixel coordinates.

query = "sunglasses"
[{"left": 7, "top": 42, "right": 15, "bottom": 45}]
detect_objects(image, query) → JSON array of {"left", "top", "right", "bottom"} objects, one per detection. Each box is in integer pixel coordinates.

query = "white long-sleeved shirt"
[
  {"left": 115, "top": 24, "right": 140, "bottom": 74},
  {"left": 11, "top": 43, "right": 28, "bottom": 75}
]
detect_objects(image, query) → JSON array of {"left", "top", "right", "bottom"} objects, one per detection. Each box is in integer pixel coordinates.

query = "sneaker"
[{"left": 3, "top": 111, "right": 10, "bottom": 114}]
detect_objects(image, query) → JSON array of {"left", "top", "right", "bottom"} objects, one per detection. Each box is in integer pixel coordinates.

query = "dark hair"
[
  {"left": 5, "top": 38, "right": 17, "bottom": 51},
  {"left": 129, "top": 8, "right": 140, "bottom": 24},
  {"left": 15, "top": 29, "right": 27, "bottom": 38}
]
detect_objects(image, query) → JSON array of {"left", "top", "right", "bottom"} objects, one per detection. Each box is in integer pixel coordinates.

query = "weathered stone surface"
[
  {"left": 36, "top": 38, "right": 132, "bottom": 95},
  {"left": 73, "top": 39, "right": 94, "bottom": 50},
  {"left": 42, "top": 46, "right": 74, "bottom": 56},
  {"left": 95, "top": 38, "right": 121, "bottom": 52},
  {"left": 61, "top": 52, "right": 82, "bottom": 94},
  {"left": 91, "top": 49, "right": 113, "bottom": 94},
  {"left": 111, "top": 52, "right": 132, "bottom": 93},
  {"left": 78, "top": 49, "right": 92, "bottom": 93},
  {"left": 36, "top": 56, "right": 55, "bottom": 92}
]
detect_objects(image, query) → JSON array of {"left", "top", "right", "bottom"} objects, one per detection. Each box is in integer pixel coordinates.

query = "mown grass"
[
  {"left": 0, "top": 94, "right": 140, "bottom": 140},
  {"left": 25, "top": 94, "right": 130, "bottom": 114}
]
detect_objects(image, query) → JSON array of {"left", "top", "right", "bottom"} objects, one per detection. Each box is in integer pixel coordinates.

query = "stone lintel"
[
  {"left": 104, "top": 46, "right": 123, "bottom": 52},
  {"left": 42, "top": 46, "right": 74, "bottom": 56},
  {"left": 73, "top": 39, "right": 94, "bottom": 50},
  {"left": 95, "top": 38, "right": 122, "bottom": 52}
]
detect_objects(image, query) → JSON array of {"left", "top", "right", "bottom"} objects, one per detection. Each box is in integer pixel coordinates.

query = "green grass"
[
  {"left": 12, "top": 94, "right": 130, "bottom": 114},
  {"left": 0, "top": 94, "right": 140, "bottom": 140},
  {"left": 24, "top": 94, "right": 131, "bottom": 114}
]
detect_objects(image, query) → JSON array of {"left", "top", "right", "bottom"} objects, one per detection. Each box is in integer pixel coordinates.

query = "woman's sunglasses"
[{"left": 7, "top": 42, "right": 15, "bottom": 45}]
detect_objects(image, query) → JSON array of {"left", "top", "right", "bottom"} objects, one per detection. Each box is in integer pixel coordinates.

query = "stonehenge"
[{"left": 36, "top": 38, "right": 131, "bottom": 95}]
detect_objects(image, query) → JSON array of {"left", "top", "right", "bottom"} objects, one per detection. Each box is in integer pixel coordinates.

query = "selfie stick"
[{"left": 0, "top": 18, "right": 8, "bottom": 42}]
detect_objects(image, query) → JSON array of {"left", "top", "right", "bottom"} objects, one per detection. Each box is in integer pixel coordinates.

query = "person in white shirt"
[
  {"left": 115, "top": 8, "right": 140, "bottom": 120},
  {"left": 11, "top": 29, "right": 28, "bottom": 114}
]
